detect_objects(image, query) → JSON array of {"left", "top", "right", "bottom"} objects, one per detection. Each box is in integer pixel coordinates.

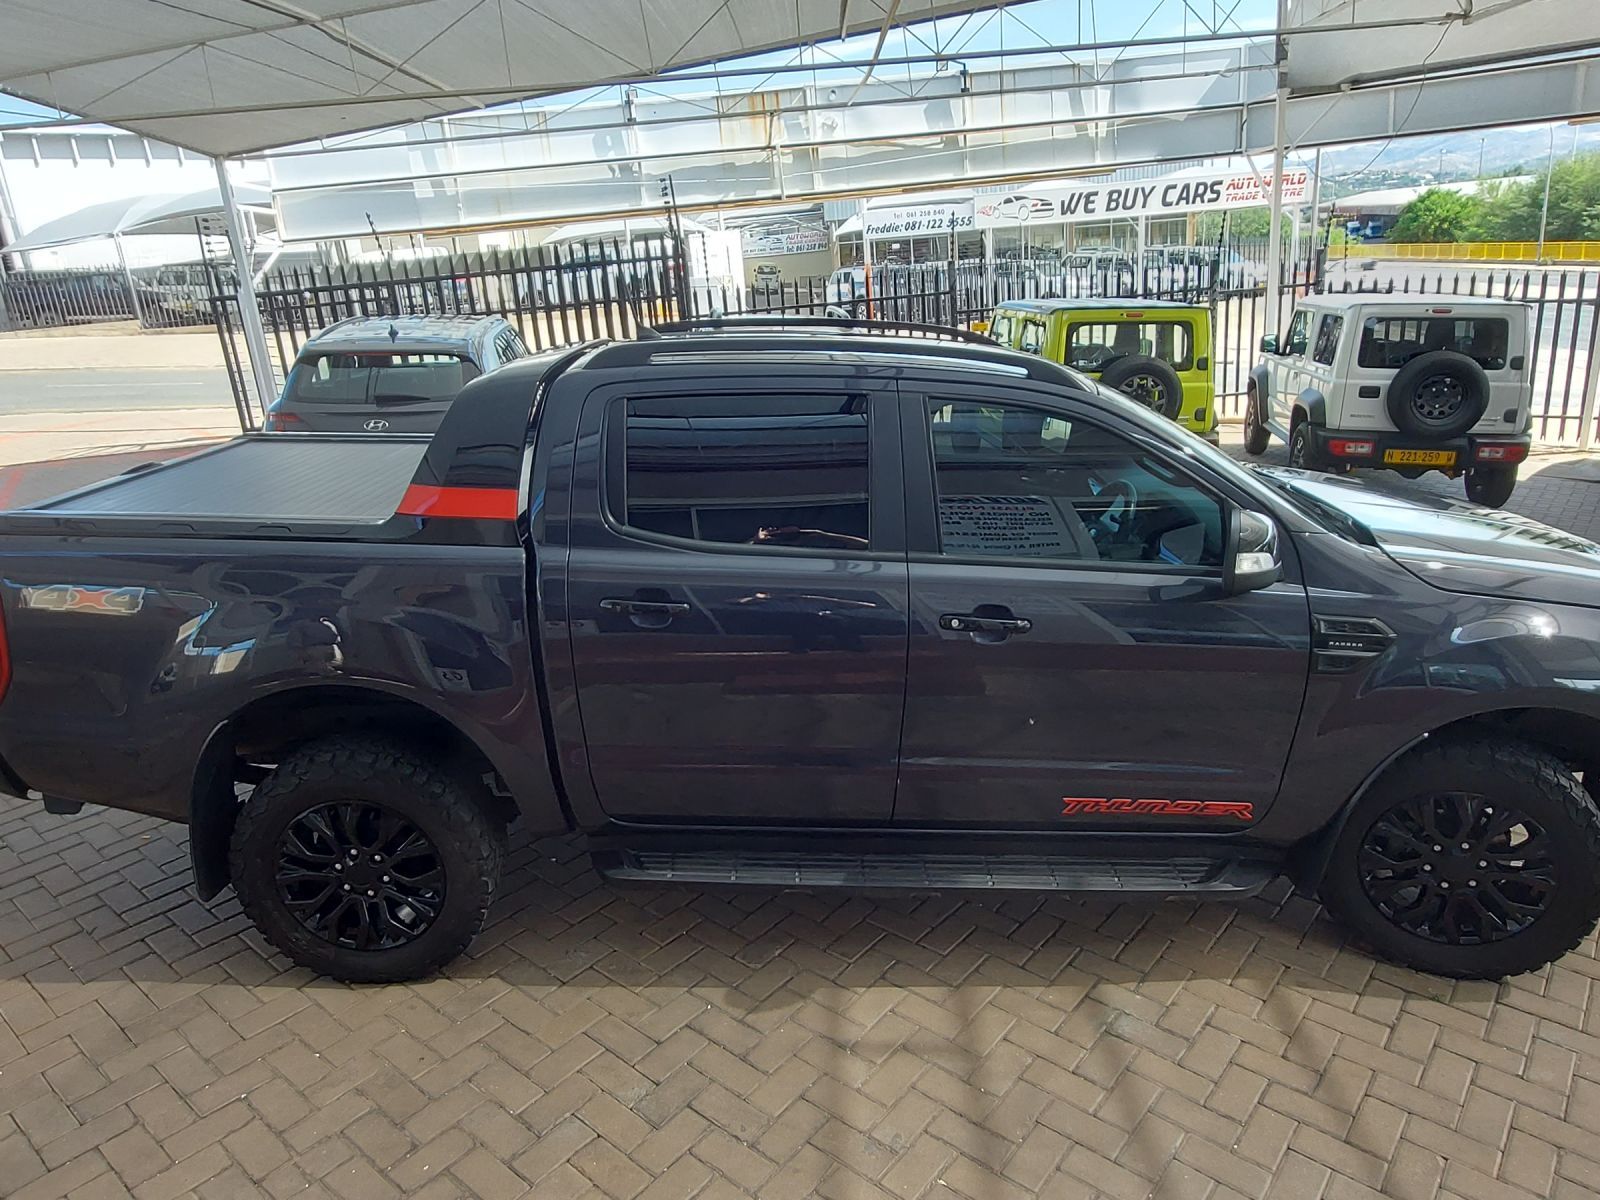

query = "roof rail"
[
  {"left": 641, "top": 315, "right": 996, "bottom": 346},
  {"left": 584, "top": 327, "right": 1073, "bottom": 385}
]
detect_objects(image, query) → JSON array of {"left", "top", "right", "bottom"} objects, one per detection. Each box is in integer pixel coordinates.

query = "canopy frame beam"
[{"left": 215, "top": 158, "right": 275, "bottom": 428}]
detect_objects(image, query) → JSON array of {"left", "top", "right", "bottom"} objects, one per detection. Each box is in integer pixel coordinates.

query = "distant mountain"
[{"left": 1304, "top": 125, "right": 1600, "bottom": 194}]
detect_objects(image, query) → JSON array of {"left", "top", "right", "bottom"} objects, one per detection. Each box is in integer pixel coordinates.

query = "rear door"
[
  {"left": 893, "top": 384, "right": 1311, "bottom": 828},
  {"left": 563, "top": 375, "right": 910, "bottom": 823}
]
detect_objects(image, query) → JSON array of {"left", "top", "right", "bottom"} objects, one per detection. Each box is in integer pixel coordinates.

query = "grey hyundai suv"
[{"left": 263, "top": 314, "right": 528, "bottom": 433}]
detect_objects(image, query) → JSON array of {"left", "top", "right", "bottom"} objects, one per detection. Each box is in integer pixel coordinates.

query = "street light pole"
[
  {"left": 1537, "top": 124, "right": 1555, "bottom": 262},
  {"left": 1263, "top": 0, "right": 1290, "bottom": 336}
]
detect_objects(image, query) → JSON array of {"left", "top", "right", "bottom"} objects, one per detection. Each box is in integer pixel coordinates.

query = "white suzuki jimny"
[{"left": 1244, "top": 294, "right": 1533, "bottom": 506}]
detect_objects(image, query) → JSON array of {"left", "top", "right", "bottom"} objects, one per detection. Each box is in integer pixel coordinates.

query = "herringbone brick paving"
[{"left": 1, "top": 442, "right": 1599, "bottom": 1199}]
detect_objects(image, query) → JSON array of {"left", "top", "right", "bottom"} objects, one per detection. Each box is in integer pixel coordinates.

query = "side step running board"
[{"left": 592, "top": 849, "right": 1280, "bottom": 895}]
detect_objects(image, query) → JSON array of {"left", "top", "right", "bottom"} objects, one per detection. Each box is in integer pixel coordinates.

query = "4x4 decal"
[{"left": 1061, "top": 796, "right": 1254, "bottom": 821}]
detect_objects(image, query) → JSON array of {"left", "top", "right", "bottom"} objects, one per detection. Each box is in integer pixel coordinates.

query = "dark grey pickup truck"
[{"left": 4, "top": 318, "right": 1600, "bottom": 983}]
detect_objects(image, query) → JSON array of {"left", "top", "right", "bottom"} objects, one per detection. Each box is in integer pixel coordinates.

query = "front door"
[
  {"left": 894, "top": 388, "right": 1312, "bottom": 828},
  {"left": 564, "top": 377, "right": 909, "bottom": 824},
  {"left": 1269, "top": 308, "right": 1314, "bottom": 431}
]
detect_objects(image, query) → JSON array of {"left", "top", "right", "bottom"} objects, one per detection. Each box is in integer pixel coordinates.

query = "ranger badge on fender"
[{"left": 1061, "top": 796, "right": 1254, "bottom": 821}]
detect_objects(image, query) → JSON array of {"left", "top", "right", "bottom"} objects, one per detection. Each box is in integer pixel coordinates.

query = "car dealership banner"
[
  {"left": 740, "top": 225, "right": 831, "bottom": 256},
  {"left": 974, "top": 170, "right": 1312, "bottom": 228},
  {"left": 863, "top": 201, "right": 976, "bottom": 240},
  {"left": 742, "top": 226, "right": 830, "bottom": 256}
]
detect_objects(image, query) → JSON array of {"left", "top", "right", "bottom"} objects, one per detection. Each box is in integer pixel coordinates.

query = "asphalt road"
[{"left": 0, "top": 367, "right": 236, "bottom": 414}]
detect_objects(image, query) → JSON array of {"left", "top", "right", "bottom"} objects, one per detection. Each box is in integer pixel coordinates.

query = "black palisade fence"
[{"left": 203, "top": 231, "right": 1600, "bottom": 445}]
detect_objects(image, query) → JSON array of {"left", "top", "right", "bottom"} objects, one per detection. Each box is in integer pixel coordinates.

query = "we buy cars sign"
[{"left": 974, "top": 169, "right": 1312, "bottom": 228}]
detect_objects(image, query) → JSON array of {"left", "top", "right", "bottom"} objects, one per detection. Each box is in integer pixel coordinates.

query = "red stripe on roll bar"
[{"left": 397, "top": 484, "right": 520, "bottom": 520}]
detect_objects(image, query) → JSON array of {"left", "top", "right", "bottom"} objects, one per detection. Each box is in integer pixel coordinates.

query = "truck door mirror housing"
[
  {"left": 1224, "top": 508, "right": 1282, "bottom": 595},
  {"left": 1260, "top": 334, "right": 1279, "bottom": 355}
]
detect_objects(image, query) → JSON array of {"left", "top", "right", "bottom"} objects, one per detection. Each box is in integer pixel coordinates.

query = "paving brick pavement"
[{"left": 3, "top": 440, "right": 1600, "bottom": 1199}]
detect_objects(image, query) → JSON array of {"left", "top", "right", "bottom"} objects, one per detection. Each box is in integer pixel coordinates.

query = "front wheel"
[
  {"left": 230, "top": 735, "right": 505, "bottom": 982},
  {"left": 1243, "top": 386, "right": 1271, "bottom": 455},
  {"left": 1465, "top": 465, "right": 1518, "bottom": 508},
  {"left": 1320, "top": 738, "right": 1600, "bottom": 979}
]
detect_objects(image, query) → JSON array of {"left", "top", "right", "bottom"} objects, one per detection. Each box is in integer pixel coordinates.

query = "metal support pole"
[
  {"left": 1537, "top": 124, "right": 1555, "bottom": 262},
  {"left": 1582, "top": 340, "right": 1600, "bottom": 451},
  {"left": 1265, "top": 90, "right": 1288, "bottom": 335},
  {"left": 1264, "top": 0, "right": 1289, "bottom": 335},
  {"left": 215, "top": 157, "right": 276, "bottom": 425},
  {"left": 113, "top": 233, "right": 143, "bottom": 326}
]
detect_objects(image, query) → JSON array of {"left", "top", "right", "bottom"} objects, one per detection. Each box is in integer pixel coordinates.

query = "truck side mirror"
[
  {"left": 1259, "top": 334, "right": 1279, "bottom": 355},
  {"left": 1224, "top": 508, "right": 1282, "bottom": 596}
]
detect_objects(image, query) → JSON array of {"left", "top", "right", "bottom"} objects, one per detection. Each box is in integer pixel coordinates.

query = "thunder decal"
[{"left": 1061, "top": 797, "right": 1254, "bottom": 821}]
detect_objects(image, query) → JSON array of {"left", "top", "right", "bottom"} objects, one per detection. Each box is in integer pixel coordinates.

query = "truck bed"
[{"left": 20, "top": 435, "right": 430, "bottom": 524}]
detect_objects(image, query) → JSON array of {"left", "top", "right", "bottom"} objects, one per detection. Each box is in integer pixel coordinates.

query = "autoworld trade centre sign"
[{"left": 974, "top": 169, "right": 1313, "bottom": 227}]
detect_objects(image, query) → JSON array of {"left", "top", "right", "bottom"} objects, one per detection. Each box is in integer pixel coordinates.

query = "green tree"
[
  {"left": 1194, "top": 206, "right": 1286, "bottom": 243},
  {"left": 1388, "top": 188, "right": 1484, "bottom": 243},
  {"left": 1473, "top": 151, "right": 1600, "bottom": 242}
]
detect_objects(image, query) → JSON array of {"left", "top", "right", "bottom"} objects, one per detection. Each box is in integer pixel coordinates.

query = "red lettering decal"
[{"left": 1060, "top": 797, "right": 1254, "bottom": 822}]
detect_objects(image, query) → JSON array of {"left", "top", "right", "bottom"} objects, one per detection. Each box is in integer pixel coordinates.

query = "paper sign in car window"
[{"left": 938, "top": 495, "right": 1073, "bottom": 556}]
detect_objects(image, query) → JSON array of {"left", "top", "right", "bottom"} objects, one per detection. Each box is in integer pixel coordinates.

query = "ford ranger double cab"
[
  {"left": 2, "top": 317, "right": 1600, "bottom": 983},
  {"left": 1245, "top": 295, "right": 1533, "bottom": 507}
]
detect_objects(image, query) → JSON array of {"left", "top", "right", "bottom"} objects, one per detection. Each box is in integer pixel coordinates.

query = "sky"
[{"left": 0, "top": 0, "right": 1589, "bottom": 184}]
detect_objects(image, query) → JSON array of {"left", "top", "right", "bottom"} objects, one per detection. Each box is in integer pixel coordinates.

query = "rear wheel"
[
  {"left": 230, "top": 735, "right": 504, "bottom": 982},
  {"left": 1320, "top": 738, "right": 1600, "bottom": 978},
  {"left": 1465, "top": 465, "right": 1518, "bottom": 508},
  {"left": 1243, "top": 385, "right": 1271, "bottom": 455}
]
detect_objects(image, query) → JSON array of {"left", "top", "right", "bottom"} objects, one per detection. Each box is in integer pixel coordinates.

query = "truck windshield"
[{"left": 285, "top": 353, "right": 479, "bottom": 405}]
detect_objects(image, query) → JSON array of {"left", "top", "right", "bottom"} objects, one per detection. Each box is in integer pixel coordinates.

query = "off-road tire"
[
  {"left": 1321, "top": 738, "right": 1600, "bottom": 979},
  {"left": 230, "top": 735, "right": 504, "bottom": 982},
  {"left": 1100, "top": 355, "right": 1184, "bottom": 419},
  {"left": 1465, "top": 465, "right": 1518, "bottom": 508},
  {"left": 1288, "top": 420, "right": 1320, "bottom": 471},
  {"left": 1243, "top": 385, "right": 1271, "bottom": 455},
  {"left": 1386, "top": 350, "right": 1489, "bottom": 439}
]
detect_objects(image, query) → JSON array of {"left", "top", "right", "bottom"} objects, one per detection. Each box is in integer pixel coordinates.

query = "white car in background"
[
  {"left": 824, "top": 266, "right": 869, "bottom": 316},
  {"left": 1246, "top": 294, "right": 1533, "bottom": 506}
]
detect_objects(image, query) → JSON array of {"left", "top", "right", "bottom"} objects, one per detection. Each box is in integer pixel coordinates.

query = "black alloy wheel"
[
  {"left": 1411, "top": 374, "right": 1468, "bottom": 430},
  {"left": 1358, "top": 791, "right": 1554, "bottom": 945},
  {"left": 1119, "top": 373, "right": 1168, "bottom": 412},
  {"left": 275, "top": 801, "right": 446, "bottom": 950}
]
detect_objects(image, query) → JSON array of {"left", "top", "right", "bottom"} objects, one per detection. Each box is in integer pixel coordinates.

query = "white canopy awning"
[
  {"left": 5, "top": 181, "right": 274, "bottom": 252},
  {"left": 0, "top": 1, "right": 988, "bottom": 157},
  {"left": 540, "top": 215, "right": 708, "bottom": 245},
  {"left": 3, "top": 1, "right": 1594, "bottom": 161}
]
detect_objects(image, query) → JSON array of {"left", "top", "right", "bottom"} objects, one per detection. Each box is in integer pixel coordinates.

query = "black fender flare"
[
  {"left": 1247, "top": 364, "right": 1271, "bottom": 402},
  {"left": 186, "top": 681, "right": 572, "bottom": 901},
  {"left": 1293, "top": 388, "right": 1327, "bottom": 428},
  {"left": 1286, "top": 730, "right": 1432, "bottom": 896},
  {"left": 189, "top": 724, "right": 241, "bottom": 901}
]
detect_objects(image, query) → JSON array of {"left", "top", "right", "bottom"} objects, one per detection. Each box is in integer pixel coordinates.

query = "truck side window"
[
  {"left": 1284, "top": 310, "right": 1310, "bottom": 357},
  {"left": 925, "top": 399, "right": 1224, "bottom": 568},
  {"left": 621, "top": 394, "right": 871, "bottom": 551},
  {"left": 1019, "top": 320, "right": 1045, "bottom": 355},
  {"left": 1311, "top": 314, "right": 1342, "bottom": 366}
]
